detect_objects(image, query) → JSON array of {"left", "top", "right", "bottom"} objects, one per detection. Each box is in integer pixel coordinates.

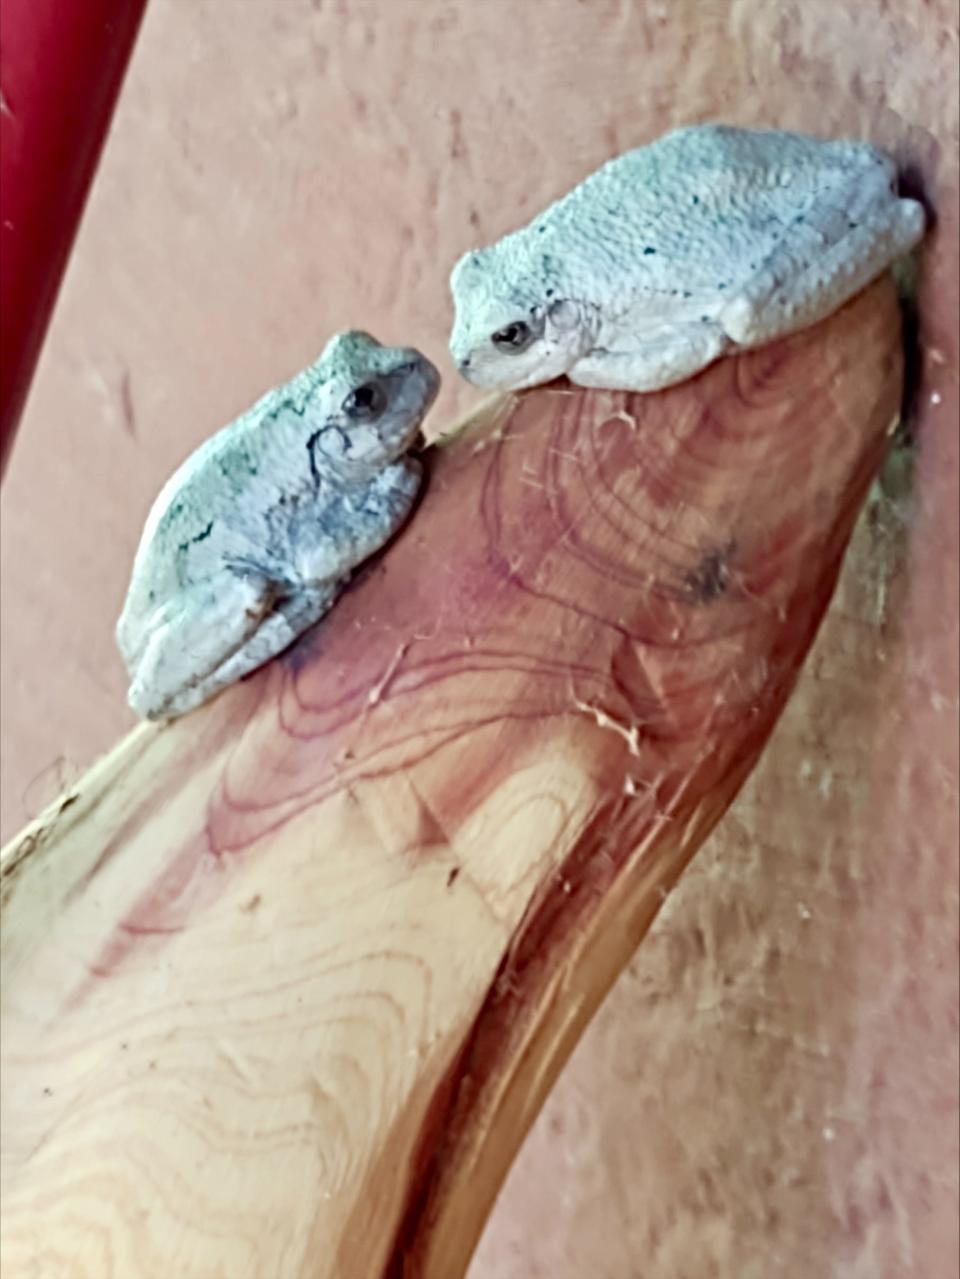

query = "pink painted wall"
[{"left": 2, "top": 3, "right": 956, "bottom": 1274}]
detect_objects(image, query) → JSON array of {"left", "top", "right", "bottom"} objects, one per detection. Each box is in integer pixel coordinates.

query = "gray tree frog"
[
  {"left": 117, "top": 331, "right": 439, "bottom": 720},
  {"left": 449, "top": 124, "right": 925, "bottom": 392}
]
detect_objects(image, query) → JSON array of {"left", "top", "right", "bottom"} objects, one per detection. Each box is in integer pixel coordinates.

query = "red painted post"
[{"left": 0, "top": 0, "right": 148, "bottom": 478}]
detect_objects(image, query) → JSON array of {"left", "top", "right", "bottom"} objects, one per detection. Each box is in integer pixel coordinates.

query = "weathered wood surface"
[{"left": 0, "top": 279, "right": 902, "bottom": 1278}]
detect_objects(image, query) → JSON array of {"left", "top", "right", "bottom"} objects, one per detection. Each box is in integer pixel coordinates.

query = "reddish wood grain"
[{"left": 0, "top": 278, "right": 903, "bottom": 1278}]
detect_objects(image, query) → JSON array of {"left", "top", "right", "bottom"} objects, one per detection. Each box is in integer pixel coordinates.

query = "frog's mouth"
[{"left": 410, "top": 429, "right": 428, "bottom": 453}]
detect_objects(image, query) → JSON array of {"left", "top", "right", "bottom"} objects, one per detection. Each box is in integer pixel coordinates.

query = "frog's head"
[
  {"left": 448, "top": 241, "right": 592, "bottom": 391},
  {"left": 300, "top": 331, "right": 440, "bottom": 482}
]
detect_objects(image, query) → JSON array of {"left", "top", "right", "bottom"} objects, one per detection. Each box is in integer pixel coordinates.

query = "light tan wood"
[{"left": 1, "top": 278, "right": 903, "bottom": 1278}]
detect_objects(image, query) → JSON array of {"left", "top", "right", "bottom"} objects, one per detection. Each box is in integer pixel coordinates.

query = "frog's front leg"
[
  {"left": 720, "top": 193, "right": 925, "bottom": 348},
  {"left": 352, "top": 457, "right": 422, "bottom": 560},
  {"left": 569, "top": 322, "right": 729, "bottom": 391},
  {"left": 297, "top": 458, "right": 422, "bottom": 582}
]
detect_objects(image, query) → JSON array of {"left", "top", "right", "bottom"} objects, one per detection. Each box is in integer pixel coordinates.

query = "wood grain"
[{"left": 0, "top": 278, "right": 903, "bottom": 1278}]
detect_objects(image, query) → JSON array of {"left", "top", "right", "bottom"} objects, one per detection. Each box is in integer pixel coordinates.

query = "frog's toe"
[{"left": 718, "top": 295, "right": 759, "bottom": 346}]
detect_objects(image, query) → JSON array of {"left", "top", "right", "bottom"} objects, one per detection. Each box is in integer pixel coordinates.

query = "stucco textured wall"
[{"left": 1, "top": 2, "right": 956, "bottom": 1276}]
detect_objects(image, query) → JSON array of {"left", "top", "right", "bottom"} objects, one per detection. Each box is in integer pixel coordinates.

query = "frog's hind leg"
[
  {"left": 127, "top": 575, "right": 284, "bottom": 720},
  {"left": 158, "top": 584, "right": 337, "bottom": 719},
  {"left": 570, "top": 322, "right": 730, "bottom": 392},
  {"left": 720, "top": 196, "right": 925, "bottom": 349}
]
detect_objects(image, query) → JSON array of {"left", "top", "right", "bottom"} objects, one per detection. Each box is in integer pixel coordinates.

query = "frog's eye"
[
  {"left": 491, "top": 321, "right": 534, "bottom": 354},
  {"left": 342, "top": 382, "right": 386, "bottom": 422}
]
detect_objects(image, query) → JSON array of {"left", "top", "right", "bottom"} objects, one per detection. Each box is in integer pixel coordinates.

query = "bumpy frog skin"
[
  {"left": 117, "top": 331, "right": 439, "bottom": 720},
  {"left": 449, "top": 124, "right": 925, "bottom": 392}
]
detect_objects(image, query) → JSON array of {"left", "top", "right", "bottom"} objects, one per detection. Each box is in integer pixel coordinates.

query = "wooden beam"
[{"left": 0, "top": 278, "right": 903, "bottom": 1278}]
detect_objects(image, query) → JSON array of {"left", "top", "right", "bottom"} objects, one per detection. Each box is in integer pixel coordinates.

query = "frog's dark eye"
[
  {"left": 491, "top": 321, "right": 534, "bottom": 354},
  {"left": 342, "top": 382, "right": 386, "bottom": 422}
]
